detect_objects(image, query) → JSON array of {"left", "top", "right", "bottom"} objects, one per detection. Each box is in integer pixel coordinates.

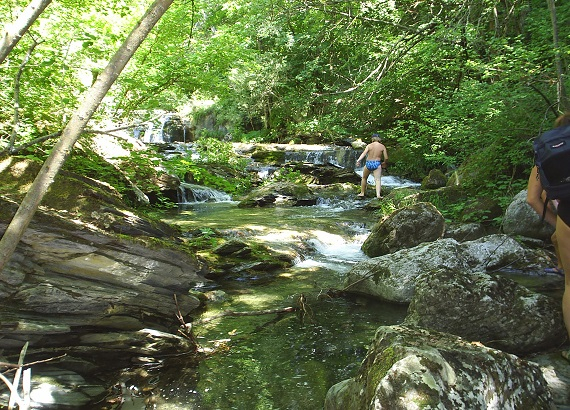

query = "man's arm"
[
  {"left": 356, "top": 145, "right": 370, "bottom": 165},
  {"left": 526, "top": 166, "right": 556, "bottom": 227}
]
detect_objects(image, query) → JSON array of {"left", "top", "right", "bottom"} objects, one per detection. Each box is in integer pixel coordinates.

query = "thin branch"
[{"left": 0, "top": 354, "right": 67, "bottom": 372}]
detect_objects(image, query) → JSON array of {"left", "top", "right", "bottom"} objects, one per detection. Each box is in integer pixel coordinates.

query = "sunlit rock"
[
  {"left": 346, "top": 234, "right": 552, "bottom": 303},
  {"left": 405, "top": 269, "right": 565, "bottom": 355},
  {"left": 325, "top": 325, "right": 555, "bottom": 410},
  {"left": 361, "top": 202, "right": 445, "bottom": 257},
  {"left": 503, "top": 189, "right": 555, "bottom": 240}
]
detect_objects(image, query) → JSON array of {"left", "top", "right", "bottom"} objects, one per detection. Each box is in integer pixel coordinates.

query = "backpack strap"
[{"left": 542, "top": 196, "right": 549, "bottom": 222}]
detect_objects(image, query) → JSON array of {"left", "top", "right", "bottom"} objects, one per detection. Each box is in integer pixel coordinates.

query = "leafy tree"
[
  {"left": 0, "top": 0, "right": 175, "bottom": 272},
  {"left": 0, "top": 0, "right": 52, "bottom": 64}
]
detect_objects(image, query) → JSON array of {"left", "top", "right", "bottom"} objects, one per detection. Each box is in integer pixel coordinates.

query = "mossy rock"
[
  {"left": 238, "top": 181, "right": 316, "bottom": 207},
  {"left": 460, "top": 196, "right": 503, "bottom": 224},
  {"left": 0, "top": 157, "right": 177, "bottom": 238},
  {"left": 0, "top": 157, "right": 124, "bottom": 214},
  {"left": 421, "top": 169, "right": 447, "bottom": 189},
  {"left": 250, "top": 148, "right": 286, "bottom": 164},
  {"left": 198, "top": 238, "right": 293, "bottom": 279}
]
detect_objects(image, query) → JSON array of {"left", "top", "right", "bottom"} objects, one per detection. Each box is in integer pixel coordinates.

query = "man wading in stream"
[{"left": 356, "top": 133, "right": 389, "bottom": 199}]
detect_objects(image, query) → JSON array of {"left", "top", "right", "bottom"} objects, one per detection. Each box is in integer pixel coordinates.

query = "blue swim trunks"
[{"left": 366, "top": 160, "right": 381, "bottom": 171}]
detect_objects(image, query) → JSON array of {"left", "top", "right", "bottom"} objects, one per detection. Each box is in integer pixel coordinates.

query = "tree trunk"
[
  {"left": 0, "top": 0, "right": 52, "bottom": 65},
  {"left": 10, "top": 40, "right": 38, "bottom": 152},
  {"left": 0, "top": 0, "right": 174, "bottom": 272},
  {"left": 547, "top": 0, "right": 569, "bottom": 112}
]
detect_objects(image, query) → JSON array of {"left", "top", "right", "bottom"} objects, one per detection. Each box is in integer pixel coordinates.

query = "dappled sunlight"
[
  {"left": 155, "top": 199, "right": 411, "bottom": 409},
  {"left": 29, "top": 383, "right": 59, "bottom": 405},
  {"left": 255, "top": 228, "right": 304, "bottom": 244},
  {"left": 0, "top": 157, "right": 33, "bottom": 181},
  {"left": 0, "top": 157, "right": 14, "bottom": 174},
  {"left": 230, "top": 292, "right": 286, "bottom": 310}
]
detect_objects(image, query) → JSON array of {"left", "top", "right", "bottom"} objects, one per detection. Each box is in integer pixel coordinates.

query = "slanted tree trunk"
[
  {"left": 0, "top": 0, "right": 52, "bottom": 64},
  {"left": 0, "top": 0, "right": 174, "bottom": 272},
  {"left": 547, "top": 0, "right": 569, "bottom": 112},
  {"left": 10, "top": 40, "right": 39, "bottom": 152}
]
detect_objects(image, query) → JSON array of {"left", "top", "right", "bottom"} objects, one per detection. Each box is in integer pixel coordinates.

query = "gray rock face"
[
  {"left": 0, "top": 218, "right": 207, "bottom": 359},
  {"left": 503, "top": 189, "right": 555, "bottom": 240},
  {"left": 345, "top": 234, "right": 551, "bottom": 303},
  {"left": 405, "top": 269, "right": 566, "bottom": 355},
  {"left": 325, "top": 325, "right": 556, "bottom": 410},
  {"left": 361, "top": 202, "right": 445, "bottom": 257},
  {"left": 444, "top": 222, "right": 487, "bottom": 242}
]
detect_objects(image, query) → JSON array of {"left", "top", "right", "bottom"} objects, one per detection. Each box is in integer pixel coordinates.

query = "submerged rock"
[
  {"left": 0, "top": 367, "right": 108, "bottom": 409},
  {"left": 325, "top": 325, "right": 555, "bottom": 410},
  {"left": 237, "top": 181, "right": 317, "bottom": 207}
]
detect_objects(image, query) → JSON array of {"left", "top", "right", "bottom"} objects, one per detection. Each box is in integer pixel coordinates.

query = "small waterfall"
[
  {"left": 354, "top": 171, "right": 422, "bottom": 188},
  {"left": 284, "top": 148, "right": 359, "bottom": 170},
  {"left": 142, "top": 122, "right": 154, "bottom": 143},
  {"left": 255, "top": 165, "right": 279, "bottom": 180},
  {"left": 139, "top": 114, "right": 190, "bottom": 144},
  {"left": 178, "top": 183, "right": 232, "bottom": 203}
]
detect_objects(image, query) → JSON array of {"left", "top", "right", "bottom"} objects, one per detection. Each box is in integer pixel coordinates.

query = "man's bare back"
[{"left": 364, "top": 141, "right": 387, "bottom": 161}]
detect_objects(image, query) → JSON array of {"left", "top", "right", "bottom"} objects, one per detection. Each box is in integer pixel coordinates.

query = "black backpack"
[{"left": 533, "top": 124, "right": 570, "bottom": 210}]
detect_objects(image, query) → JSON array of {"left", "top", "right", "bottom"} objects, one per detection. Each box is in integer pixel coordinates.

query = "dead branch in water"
[
  {"left": 173, "top": 294, "right": 199, "bottom": 351},
  {"left": 297, "top": 293, "right": 314, "bottom": 324},
  {"left": 0, "top": 354, "right": 67, "bottom": 372}
]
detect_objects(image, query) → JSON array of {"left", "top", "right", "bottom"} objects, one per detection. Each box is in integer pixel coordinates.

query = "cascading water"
[
  {"left": 284, "top": 147, "right": 360, "bottom": 170},
  {"left": 144, "top": 198, "right": 409, "bottom": 409},
  {"left": 178, "top": 182, "right": 232, "bottom": 203},
  {"left": 139, "top": 113, "right": 189, "bottom": 144}
]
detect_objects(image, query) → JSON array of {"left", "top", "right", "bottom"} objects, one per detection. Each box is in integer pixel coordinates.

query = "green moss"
[
  {"left": 251, "top": 148, "right": 286, "bottom": 164},
  {"left": 363, "top": 345, "right": 399, "bottom": 400}
]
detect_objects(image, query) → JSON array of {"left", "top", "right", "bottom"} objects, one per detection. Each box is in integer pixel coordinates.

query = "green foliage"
[
  {"left": 265, "top": 168, "right": 306, "bottom": 184},
  {"left": 377, "top": 188, "right": 419, "bottom": 216},
  {"left": 1, "top": 0, "right": 568, "bottom": 208},
  {"left": 194, "top": 137, "right": 244, "bottom": 167},
  {"left": 162, "top": 137, "right": 253, "bottom": 195},
  {"left": 185, "top": 227, "right": 221, "bottom": 251}
]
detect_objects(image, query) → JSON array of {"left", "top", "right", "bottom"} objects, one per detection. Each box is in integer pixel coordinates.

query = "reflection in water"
[{"left": 130, "top": 200, "right": 409, "bottom": 409}]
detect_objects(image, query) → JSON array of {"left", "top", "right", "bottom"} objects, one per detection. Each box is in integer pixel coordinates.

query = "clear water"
[{"left": 126, "top": 199, "right": 408, "bottom": 409}]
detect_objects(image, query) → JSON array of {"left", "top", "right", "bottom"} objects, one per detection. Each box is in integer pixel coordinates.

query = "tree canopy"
[{"left": 1, "top": 0, "right": 569, "bottom": 190}]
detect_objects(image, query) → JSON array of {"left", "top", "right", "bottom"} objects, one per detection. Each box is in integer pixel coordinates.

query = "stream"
[{"left": 120, "top": 189, "right": 409, "bottom": 409}]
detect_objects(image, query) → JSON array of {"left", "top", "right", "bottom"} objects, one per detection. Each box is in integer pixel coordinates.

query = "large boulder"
[
  {"left": 285, "top": 163, "right": 361, "bottom": 185},
  {"left": 237, "top": 181, "right": 317, "bottom": 207},
  {"left": 421, "top": 168, "right": 447, "bottom": 189},
  {"left": 503, "top": 189, "right": 555, "bottom": 240},
  {"left": 345, "top": 235, "right": 552, "bottom": 303},
  {"left": 361, "top": 202, "right": 445, "bottom": 257},
  {"left": 325, "top": 325, "right": 555, "bottom": 410},
  {"left": 346, "top": 238, "right": 467, "bottom": 303},
  {"left": 405, "top": 269, "right": 565, "bottom": 355},
  {"left": 0, "top": 203, "right": 208, "bottom": 365}
]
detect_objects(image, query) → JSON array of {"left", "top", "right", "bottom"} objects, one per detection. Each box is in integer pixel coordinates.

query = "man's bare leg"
[
  {"left": 374, "top": 168, "right": 382, "bottom": 198},
  {"left": 359, "top": 168, "right": 371, "bottom": 196}
]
